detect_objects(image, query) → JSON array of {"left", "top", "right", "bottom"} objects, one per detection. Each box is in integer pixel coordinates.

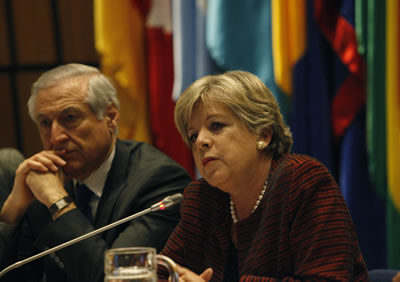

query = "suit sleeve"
[
  {"left": 32, "top": 144, "right": 191, "bottom": 282},
  {"left": 0, "top": 218, "right": 46, "bottom": 282}
]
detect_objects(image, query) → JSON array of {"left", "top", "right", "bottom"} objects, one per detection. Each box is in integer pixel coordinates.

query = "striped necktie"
[{"left": 75, "top": 183, "right": 94, "bottom": 224}]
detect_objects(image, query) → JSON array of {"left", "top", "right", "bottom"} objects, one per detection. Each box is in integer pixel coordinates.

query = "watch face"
[
  {"left": 56, "top": 199, "right": 67, "bottom": 209},
  {"left": 50, "top": 196, "right": 72, "bottom": 216}
]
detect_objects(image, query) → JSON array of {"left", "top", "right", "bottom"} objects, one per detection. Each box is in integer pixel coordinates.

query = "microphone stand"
[{"left": 0, "top": 193, "right": 182, "bottom": 277}]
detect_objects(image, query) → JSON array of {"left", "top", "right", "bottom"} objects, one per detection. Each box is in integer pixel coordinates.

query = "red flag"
[{"left": 135, "top": 0, "right": 195, "bottom": 177}]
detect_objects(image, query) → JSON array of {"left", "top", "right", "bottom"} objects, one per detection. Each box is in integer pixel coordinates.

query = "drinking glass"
[{"left": 104, "top": 247, "right": 178, "bottom": 282}]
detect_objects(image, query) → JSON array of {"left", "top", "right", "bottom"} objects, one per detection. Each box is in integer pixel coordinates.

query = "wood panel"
[
  {"left": 12, "top": 0, "right": 56, "bottom": 64},
  {"left": 0, "top": 0, "right": 10, "bottom": 66},
  {"left": 17, "top": 72, "right": 43, "bottom": 157},
  {"left": 0, "top": 75, "right": 17, "bottom": 148},
  {"left": 59, "top": 0, "right": 98, "bottom": 62},
  {"left": 0, "top": 0, "right": 99, "bottom": 155}
]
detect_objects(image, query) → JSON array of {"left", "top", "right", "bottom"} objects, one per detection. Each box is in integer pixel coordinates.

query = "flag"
[
  {"left": 171, "top": 0, "right": 217, "bottom": 102},
  {"left": 138, "top": 0, "right": 195, "bottom": 177},
  {"left": 206, "top": 0, "right": 288, "bottom": 118},
  {"left": 271, "top": 0, "right": 306, "bottom": 98},
  {"left": 356, "top": 0, "right": 400, "bottom": 268},
  {"left": 94, "top": 0, "right": 151, "bottom": 142},
  {"left": 358, "top": 0, "right": 389, "bottom": 268},
  {"left": 313, "top": 0, "right": 386, "bottom": 269},
  {"left": 171, "top": 0, "right": 196, "bottom": 101},
  {"left": 385, "top": 0, "right": 400, "bottom": 268},
  {"left": 288, "top": 0, "right": 336, "bottom": 173}
]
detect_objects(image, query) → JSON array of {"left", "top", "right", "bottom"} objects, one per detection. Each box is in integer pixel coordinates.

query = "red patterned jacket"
[{"left": 159, "top": 154, "right": 369, "bottom": 281}]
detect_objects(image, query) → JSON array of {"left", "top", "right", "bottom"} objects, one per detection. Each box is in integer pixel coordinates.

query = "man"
[
  {"left": 0, "top": 64, "right": 191, "bottom": 282},
  {"left": 0, "top": 148, "right": 24, "bottom": 207}
]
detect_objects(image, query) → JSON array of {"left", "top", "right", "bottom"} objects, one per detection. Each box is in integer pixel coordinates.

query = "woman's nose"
[{"left": 196, "top": 130, "right": 212, "bottom": 150}]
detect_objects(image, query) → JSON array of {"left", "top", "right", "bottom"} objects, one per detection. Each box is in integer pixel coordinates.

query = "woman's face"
[{"left": 187, "top": 101, "right": 269, "bottom": 194}]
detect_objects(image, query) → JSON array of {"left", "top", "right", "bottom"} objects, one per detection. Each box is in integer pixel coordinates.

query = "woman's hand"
[
  {"left": 393, "top": 272, "right": 400, "bottom": 282},
  {"left": 172, "top": 265, "right": 213, "bottom": 282}
]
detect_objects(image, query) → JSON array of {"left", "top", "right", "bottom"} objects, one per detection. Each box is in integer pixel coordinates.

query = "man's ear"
[{"left": 105, "top": 103, "right": 119, "bottom": 133}]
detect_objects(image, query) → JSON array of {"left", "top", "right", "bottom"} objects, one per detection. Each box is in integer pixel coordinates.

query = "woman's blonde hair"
[{"left": 174, "top": 70, "right": 293, "bottom": 158}]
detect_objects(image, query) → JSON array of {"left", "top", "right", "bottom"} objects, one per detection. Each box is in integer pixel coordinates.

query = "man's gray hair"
[{"left": 28, "top": 63, "right": 120, "bottom": 123}]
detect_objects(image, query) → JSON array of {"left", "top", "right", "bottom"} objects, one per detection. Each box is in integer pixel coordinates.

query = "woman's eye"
[
  {"left": 210, "top": 122, "right": 224, "bottom": 131},
  {"left": 188, "top": 133, "right": 198, "bottom": 143}
]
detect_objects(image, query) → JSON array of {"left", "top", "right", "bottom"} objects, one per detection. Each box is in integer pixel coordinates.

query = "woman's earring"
[{"left": 256, "top": 141, "right": 267, "bottom": 150}]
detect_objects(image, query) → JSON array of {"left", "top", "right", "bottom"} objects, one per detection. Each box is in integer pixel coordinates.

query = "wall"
[{"left": 0, "top": 0, "right": 98, "bottom": 157}]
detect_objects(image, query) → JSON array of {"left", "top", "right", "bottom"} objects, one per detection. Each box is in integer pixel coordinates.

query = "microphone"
[
  {"left": 0, "top": 193, "right": 183, "bottom": 277},
  {"left": 150, "top": 193, "right": 183, "bottom": 211}
]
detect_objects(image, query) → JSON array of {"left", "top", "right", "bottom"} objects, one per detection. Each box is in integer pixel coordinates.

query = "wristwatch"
[{"left": 49, "top": 196, "right": 73, "bottom": 216}]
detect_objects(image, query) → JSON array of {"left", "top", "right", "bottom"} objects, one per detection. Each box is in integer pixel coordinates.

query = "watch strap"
[{"left": 49, "top": 196, "right": 73, "bottom": 216}]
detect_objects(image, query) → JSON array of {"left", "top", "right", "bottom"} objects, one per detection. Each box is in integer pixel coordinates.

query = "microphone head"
[
  {"left": 162, "top": 193, "right": 183, "bottom": 209},
  {"left": 151, "top": 193, "right": 183, "bottom": 211}
]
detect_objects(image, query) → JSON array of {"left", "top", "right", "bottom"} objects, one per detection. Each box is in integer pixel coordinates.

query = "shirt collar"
[{"left": 74, "top": 146, "right": 116, "bottom": 198}]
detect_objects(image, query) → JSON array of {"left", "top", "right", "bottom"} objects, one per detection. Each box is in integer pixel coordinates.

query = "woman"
[{"left": 159, "top": 71, "right": 368, "bottom": 281}]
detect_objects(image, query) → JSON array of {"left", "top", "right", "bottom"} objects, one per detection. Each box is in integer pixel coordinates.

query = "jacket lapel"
[{"left": 94, "top": 140, "right": 133, "bottom": 229}]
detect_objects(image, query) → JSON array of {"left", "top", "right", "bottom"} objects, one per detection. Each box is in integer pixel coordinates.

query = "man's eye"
[
  {"left": 188, "top": 133, "right": 198, "bottom": 143},
  {"left": 60, "top": 114, "right": 82, "bottom": 128},
  {"left": 39, "top": 120, "right": 51, "bottom": 128},
  {"left": 65, "top": 115, "right": 77, "bottom": 122}
]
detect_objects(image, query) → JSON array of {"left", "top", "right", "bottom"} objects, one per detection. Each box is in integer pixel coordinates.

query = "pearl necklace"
[{"left": 230, "top": 179, "right": 268, "bottom": 224}]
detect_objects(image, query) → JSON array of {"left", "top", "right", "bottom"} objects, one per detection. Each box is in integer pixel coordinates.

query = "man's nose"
[{"left": 50, "top": 121, "right": 68, "bottom": 144}]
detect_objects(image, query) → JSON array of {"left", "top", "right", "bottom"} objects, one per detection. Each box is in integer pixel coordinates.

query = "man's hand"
[
  {"left": 0, "top": 150, "right": 66, "bottom": 224},
  {"left": 26, "top": 170, "right": 67, "bottom": 208},
  {"left": 171, "top": 265, "right": 213, "bottom": 282}
]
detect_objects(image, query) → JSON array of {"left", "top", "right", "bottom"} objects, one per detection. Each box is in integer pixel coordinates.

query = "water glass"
[{"left": 104, "top": 247, "right": 178, "bottom": 282}]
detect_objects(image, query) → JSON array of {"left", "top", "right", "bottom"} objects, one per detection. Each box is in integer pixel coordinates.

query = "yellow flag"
[
  {"left": 271, "top": 0, "right": 306, "bottom": 96},
  {"left": 94, "top": 0, "right": 151, "bottom": 142},
  {"left": 386, "top": 0, "right": 400, "bottom": 212}
]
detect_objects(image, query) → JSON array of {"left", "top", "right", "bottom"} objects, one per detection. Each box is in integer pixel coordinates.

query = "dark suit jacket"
[
  {"left": 0, "top": 140, "right": 191, "bottom": 282},
  {"left": 0, "top": 148, "right": 24, "bottom": 208}
]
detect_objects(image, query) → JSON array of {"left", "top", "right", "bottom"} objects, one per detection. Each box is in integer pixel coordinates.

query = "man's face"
[{"left": 34, "top": 76, "right": 118, "bottom": 180}]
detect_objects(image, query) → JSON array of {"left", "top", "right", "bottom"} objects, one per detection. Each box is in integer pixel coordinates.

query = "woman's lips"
[{"left": 202, "top": 157, "right": 217, "bottom": 167}]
